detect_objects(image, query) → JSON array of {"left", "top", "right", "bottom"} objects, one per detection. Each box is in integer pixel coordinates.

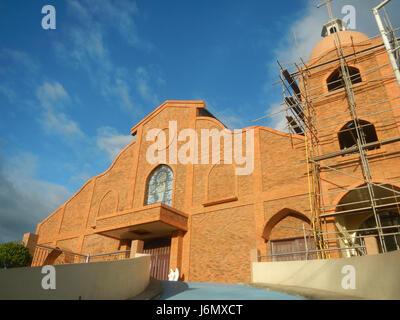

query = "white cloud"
[
  {"left": 0, "top": 152, "right": 71, "bottom": 243},
  {"left": 54, "top": 7, "right": 131, "bottom": 111},
  {"left": 0, "top": 48, "right": 39, "bottom": 74},
  {"left": 0, "top": 49, "right": 38, "bottom": 105},
  {"left": 102, "top": 76, "right": 137, "bottom": 112},
  {"left": 69, "top": 28, "right": 110, "bottom": 70},
  {"left": 40, "top": 111, "right": 84, "bottom": 138},
  {"left": 36, "top": 81, "right": 84, "bottom": 139},
  {"left": 54, "top": 0, "right": 160, "bottom": 114},
  {"left": 265, "top": 102, "right": 288, "bottom": 132},
  {"left": 96, "top": 126, "right": 135, "bottom": 161},
  {"left": 263, "top": 0, "right": 400, "bottom": 132},
  {"left": 192, "top": 96, "right": 246, "bottom": 130},
  {"left": 0, "top": 85, "right": 16, "bottom": 102},
  {"left": 37, "top": 82, "right": 69, "bottom": 109},
  {"left": 70, "top": 172, "right": 92, "bottom": 186},
  {"left": 272, "top": 0, "right": 400, "bottom": 72},
  {"left": 68, "top": 0, "right": 146, "bottom": 50},
  {"left": 136, "top": 67, "right": 160, "bottom": 105},
  {"left": 4, "top": 153, "right": 71, "bottom": 210},
  {"left": 214, "top": 111, "right": 245, "bottom": 130}
]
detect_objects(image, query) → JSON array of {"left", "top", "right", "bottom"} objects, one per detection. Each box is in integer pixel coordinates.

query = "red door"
[{"left": 143, "top": 237, "right": 171, "bottom": 280}]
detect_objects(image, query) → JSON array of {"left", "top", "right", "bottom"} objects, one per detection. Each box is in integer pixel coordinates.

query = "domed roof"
[{"left": 309, "top": 30, "right": 369, "bottom": 62}]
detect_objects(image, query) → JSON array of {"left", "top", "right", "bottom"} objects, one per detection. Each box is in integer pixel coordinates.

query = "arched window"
[
  {"left": 338, "top": 120, "right": 379, "bottom": 154},
  {"left": 327, "top": 66, "right": 362, "bottom": 91},
  {"left": 145, "top": 165, "right": 173, "bottom": 206}
]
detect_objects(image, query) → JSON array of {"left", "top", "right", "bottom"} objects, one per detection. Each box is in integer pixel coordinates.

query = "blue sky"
[{"left": 1, "top": 0, "right": 399, "bottom": 242}]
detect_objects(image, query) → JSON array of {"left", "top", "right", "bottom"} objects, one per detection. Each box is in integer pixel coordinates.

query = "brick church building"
[{"left": 27, "top": 20, "right": 400, "bottom": 283}]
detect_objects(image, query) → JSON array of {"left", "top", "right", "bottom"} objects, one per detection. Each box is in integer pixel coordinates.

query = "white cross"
[
  {"left": 168, "top": 267, "right": 179, "bottom": 281},
  {"left": 317, "top": 0, "right": 335, "bottom": 21}
]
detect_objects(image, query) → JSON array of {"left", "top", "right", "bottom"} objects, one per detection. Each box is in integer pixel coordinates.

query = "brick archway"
[
  {"left": 334, "top": 182, "right": 400, "bottom": 255},
  {"left": 262, "top": 208, "right": 311, "bottom": 241},
  {"left": 262, "top": 208, "right": 315, "bottom": 261}
]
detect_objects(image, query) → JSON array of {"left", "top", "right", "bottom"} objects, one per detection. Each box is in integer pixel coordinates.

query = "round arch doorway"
[{"left": 335, "top": 183, "right": 400, "bottom": 256}]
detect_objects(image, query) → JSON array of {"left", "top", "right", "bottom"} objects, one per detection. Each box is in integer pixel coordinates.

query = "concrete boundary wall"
[
  {"left": 252, "top": 250, "right": 400, "bottom": 300},
  {"left": 0, "top": 255, "right": 150, "bottom": 300}
]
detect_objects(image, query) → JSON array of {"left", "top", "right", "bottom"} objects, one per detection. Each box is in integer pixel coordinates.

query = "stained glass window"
[{"left": 145, "top": 165, "right": 173, "bottom": 206}]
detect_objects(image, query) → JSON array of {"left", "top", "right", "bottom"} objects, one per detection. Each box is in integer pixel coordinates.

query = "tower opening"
[
  {"left": 327, "top": 66, "right": 362, "bottom": 91},
  {"left": 321, "top": 19, "right": 346, "bottom": 37},
  {"left": 329, "top": 26, "right": 337, "bottom": 34},
  {"left": 338, "top": 120, "right": 379, "bottom": 154}
]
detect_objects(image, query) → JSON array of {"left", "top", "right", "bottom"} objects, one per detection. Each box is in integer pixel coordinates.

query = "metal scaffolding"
[{"left": 256, "top": 0, "right": 400, "bottom": 260}]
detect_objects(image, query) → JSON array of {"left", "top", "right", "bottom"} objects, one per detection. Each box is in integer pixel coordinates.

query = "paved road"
[{"left": 159, "top": 281, "right": 305, "bottom": 300}]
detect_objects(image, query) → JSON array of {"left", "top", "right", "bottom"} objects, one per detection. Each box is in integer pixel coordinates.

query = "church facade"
[
  {"left": 31, "top": 100, "right": 313, "bottom": 283},
  {"left": 28, "top": 24, "right": 400, "bottom": 283}
]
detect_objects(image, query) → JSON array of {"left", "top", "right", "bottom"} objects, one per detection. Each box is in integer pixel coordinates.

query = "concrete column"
[
  {"left": 22, "top": 233, "right": 38, "bottom": 257},
  {"left": 119, "top": 240, "right": 131, "bottom": 258},
  {"left": 130, "top": 240, "right": 144, "bottom": 258},
  {"left": 250, "top": 248, "right": 260, "bottom": 263},
  {"left": 250, "top": 248, "right": 260, "bottom": 283},
  {"left": 364, "top": 236, "right": 379, "bottom": 255}
]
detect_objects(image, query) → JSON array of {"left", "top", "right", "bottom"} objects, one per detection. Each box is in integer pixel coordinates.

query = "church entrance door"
[{"left": 143, "top": 237, "right": 171, "bottom": 280}]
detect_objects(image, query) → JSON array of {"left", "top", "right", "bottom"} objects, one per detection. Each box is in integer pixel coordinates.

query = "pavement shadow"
[{"left": 159, "top": 281, "right": 194, "bottom": 300}]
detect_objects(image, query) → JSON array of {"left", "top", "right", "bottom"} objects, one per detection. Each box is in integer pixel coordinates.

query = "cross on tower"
[{"left": 317, "top": 0, "right": 335, "bottom": 21}]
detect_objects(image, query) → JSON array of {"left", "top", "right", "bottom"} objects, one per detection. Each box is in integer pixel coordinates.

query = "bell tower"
[
  {"left": 321, "top": 18, "right": 346, "bottom": 37},
  {"left": 277, "top": 1, "right": 400, "bottom": 258}
]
